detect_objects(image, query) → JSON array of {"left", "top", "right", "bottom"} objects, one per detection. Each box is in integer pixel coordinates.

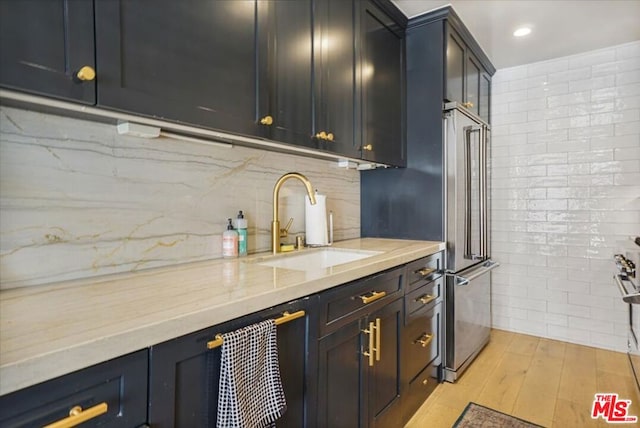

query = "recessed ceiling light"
[{"left": 513, "top": 27, "right": 532, "bottom": 37}]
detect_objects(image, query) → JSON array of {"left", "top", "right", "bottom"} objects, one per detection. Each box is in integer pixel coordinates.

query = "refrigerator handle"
[
  {"left": 479, "top": 125, "right": 487, "bottom": 260},
  {"left": 464, "top": 128, "right": 472, "bottom": 258},
  {"left": 449, "top": 261, "right": 500, "bottom": 286},
  {"left": 464, "top": 125, "right": 482, "bottom": 260}
]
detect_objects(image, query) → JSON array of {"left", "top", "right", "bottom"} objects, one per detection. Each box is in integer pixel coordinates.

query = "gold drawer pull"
[
  {"left": 416, "top": 294, "right": 436, "bottom": 305},
  {"left": 44, "top": 402, "right": 108, "bottom": 428},
  {"left": 359, "top": 290, "right": 386, "bottom": 304},
  {"left": 207, "top": 310, "right": 305, "bottom": 349},
  {"left": 374, "top": 317, "right": 381, "bottom": 361},
  {"left": 414, "top": 333, "right": 434, "bottom": 348},
  {"left": 363, "top": 320, "right": 376, "bottom": 366},
  {"left": 274, "top": 310, "right": 306, "bottom": 325},
  {"left": 416, "top": 267, "right": 435, "bottom": 277},
  {"left": 422, "top": 378, "right": 429, "bottom": 385}
]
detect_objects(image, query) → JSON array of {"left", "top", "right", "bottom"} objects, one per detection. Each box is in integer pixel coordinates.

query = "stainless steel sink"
[{"left": 252, "top": 248, "right": 382, "bottom": 271}]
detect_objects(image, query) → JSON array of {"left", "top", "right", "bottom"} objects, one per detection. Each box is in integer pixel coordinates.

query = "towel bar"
[{"left": 206, "top": 310, "right": 306, "bottom": 349}]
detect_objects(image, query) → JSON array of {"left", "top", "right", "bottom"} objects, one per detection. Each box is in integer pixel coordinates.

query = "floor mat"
[{"left": 453, "top": 402, "right": 545, "bottom": 427}]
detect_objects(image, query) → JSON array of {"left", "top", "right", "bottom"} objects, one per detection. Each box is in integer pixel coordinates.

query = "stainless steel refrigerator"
[{"left": 442, "top": 102, "right": 499, "bottom": 382}]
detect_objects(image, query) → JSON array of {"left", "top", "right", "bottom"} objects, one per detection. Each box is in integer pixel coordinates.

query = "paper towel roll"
[{"left": 305, "top": 192, "right": 328, "bottom": 246}]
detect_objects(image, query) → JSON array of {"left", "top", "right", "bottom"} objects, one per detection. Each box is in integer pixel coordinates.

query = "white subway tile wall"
[{"left": 491, "top": 41, "right": 640, "bottom": 352}]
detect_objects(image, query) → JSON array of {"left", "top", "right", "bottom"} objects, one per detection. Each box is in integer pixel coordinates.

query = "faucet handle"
[{"left": 280, "top": 217, "right": 294, "bottom": 238}]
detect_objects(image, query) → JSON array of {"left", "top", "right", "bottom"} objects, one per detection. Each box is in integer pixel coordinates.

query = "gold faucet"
[{"left": 272, "top": 173, "right": 316, "bottom": 254}]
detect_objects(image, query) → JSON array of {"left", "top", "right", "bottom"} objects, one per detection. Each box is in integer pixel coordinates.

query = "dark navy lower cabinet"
[
  {"left": 0, "top": 350, "right": 148, "bottom": 428},
  {"left": 148, "top": 297, "right": 317, "bottom": 428},
  {"left": 317, "top": 268, "right": 405, "bottom": 428}
]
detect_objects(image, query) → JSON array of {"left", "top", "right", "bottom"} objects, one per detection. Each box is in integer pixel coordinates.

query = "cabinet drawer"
[
  {"left": 319, "top": 266, "right": 404, "bottom": 336},
  {"left": 0, "top": 350, "right": 148, "bottom": 428},
  {"left": 403, "top": 303, "right": 441, "bottom": 382},
  {"left": 406, "top": 252, "right": 443, "bottom": 292},
  {"left": 405, "top": 275, "right": 443, "bottom": 318},
  {"left": 402, "top": 362, "right": 439, "bottom": 425}
]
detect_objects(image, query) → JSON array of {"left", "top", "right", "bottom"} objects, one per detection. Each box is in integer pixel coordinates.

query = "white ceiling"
[{"left": 391, "top": 0, "right": 640, "bottom": 70}]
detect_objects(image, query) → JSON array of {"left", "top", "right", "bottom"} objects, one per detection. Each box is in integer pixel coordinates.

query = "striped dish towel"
[{"left": 216, "top": 319, "right": 287, "bottom": 428}]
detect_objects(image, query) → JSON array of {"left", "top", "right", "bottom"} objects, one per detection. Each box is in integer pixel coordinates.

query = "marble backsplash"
[{"left": 0, "top": 107, "right": 360, "bottom": 288}]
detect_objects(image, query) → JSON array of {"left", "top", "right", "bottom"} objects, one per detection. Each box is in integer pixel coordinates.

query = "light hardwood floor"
[{"left": 405, "top": 329, "right": 639, "bottom": 427}]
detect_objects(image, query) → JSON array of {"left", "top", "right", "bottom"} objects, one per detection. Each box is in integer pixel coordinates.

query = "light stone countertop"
[{"left": 0, "top": 238, "right": 445, "bottom": 396}]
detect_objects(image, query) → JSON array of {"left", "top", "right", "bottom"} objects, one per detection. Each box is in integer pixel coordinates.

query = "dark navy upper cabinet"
[
  {"left": 360, "top": 0, "right": 406, "bottom": 167},
  {"left": 257, "top": 0, "right": 314, "bottom": 147},
  {"left": 445, "top": 26, "right": 465, "bottom": 110},
  {"left": 480, "top": 70, "right": 492, "bottom": 124},
  {"left": 443, "top": 14, "right": 494, "bottom": 123},
  {"left": 94, "top": 0, "right": 263, "bottom": 136},
  {"left": 313, "top": 0, "right": 360, "bottom": 159},
  {"left": 361, "top": 6, "right": 494, "bottom": 239},
  {"left": 0, "top": 0, "right": 408, "bottom": 166},
  {"left": 0, "top": 0, "right": 96, "bottom": 104}
]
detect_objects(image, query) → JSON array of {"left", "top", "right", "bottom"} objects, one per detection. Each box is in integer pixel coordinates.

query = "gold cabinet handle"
[
  {"left": 416, "top": 267, "right": 435, "bottom": 277},
  {"left": 414, "top": 333, "right": 434, "bottom": 348},
  {"left": 207, "top": 334, "right": 224, "bottom": 350},
  {"left": 274, "top": 310, "right": 306, "bottom": 325},
  {"left": 462, "top": 102, "right": 474, "bottom": 108},
  {"left": 315, "top": 131, "right": 327, "bottom": 140},
  {"left": 363, "top": 320, "right": 375, "bottom": 367},
  {"left": 326, "top": 132, "right": 334, "bottom": 141},
  {"left": 260, "top": 115, "right": 273, "bottom": 126},
  {"left": 207, "top": 310, "right": 306, "bottom": 349},
  {"left": 44, "top": 402, "right": 108, "bottom": 428},
  {"left": 422, "top": 378, "right": 429, "bottom": 385},
  {"left": 362, "top": 144, "right": 373, "bottom": 151},
  {"left": 76, "top": 66, "right": 96, "bottom": 82},
  {"left": 416, "top": 294, "right": 436, "bottom": 305},
  {"left": 359, "top": 290, "right": 386, "bottom": 304},
  {"left": 374, "top": 317, "right": 381, "bottom": 362}
]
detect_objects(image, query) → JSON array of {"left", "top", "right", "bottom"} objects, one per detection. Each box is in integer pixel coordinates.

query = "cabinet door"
[
  {"left": 466, "top": 53, "right": 481, "bottom": 116},
  {"left": 479, "top": 71, "right": 491, "bottom": 123},
  {"left": 0, "top": 0, "right": 95, "bottom": 104},
  {"left": 314, "top": 0, "right": 359, "bottom": 158},
  {"left": 317, "top": 318, "right": 364, "bottom": 428},
  {"left": 367, "top": 298, "right": 404, "bottom": 428},
  {"left": 149, "top": 298, "right": 313, "bottom": 427},
  {"left": 0, "top": 350, "right": 148, "bottom": 427},
  {"left": 257, "top": 0, "right": 314, "bottom": 147},
  {"left": 445, "top": 26, "right": 465, "bottom": 104},
  {"left": 95, "top": 0, "right": 262, "bottom": 136},
  {"left": 360, "top": 0, "right": 405, "bottom": 167}
]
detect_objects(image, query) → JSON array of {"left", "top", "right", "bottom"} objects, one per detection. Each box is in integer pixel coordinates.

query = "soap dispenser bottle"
[
  {"left": 236, "top": 210, "right": 248, "bottom": 257},
  {"left": 222, "top": 218, "right": 238, "bottom": 258}
]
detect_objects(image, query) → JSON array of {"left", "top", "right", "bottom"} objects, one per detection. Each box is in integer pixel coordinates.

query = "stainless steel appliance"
[
  {"left": 614, "top": 238, "right": 640, "bottom": 397},
  {"left": 442, "top": 102, "right": 499, "bottom": 383}
]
